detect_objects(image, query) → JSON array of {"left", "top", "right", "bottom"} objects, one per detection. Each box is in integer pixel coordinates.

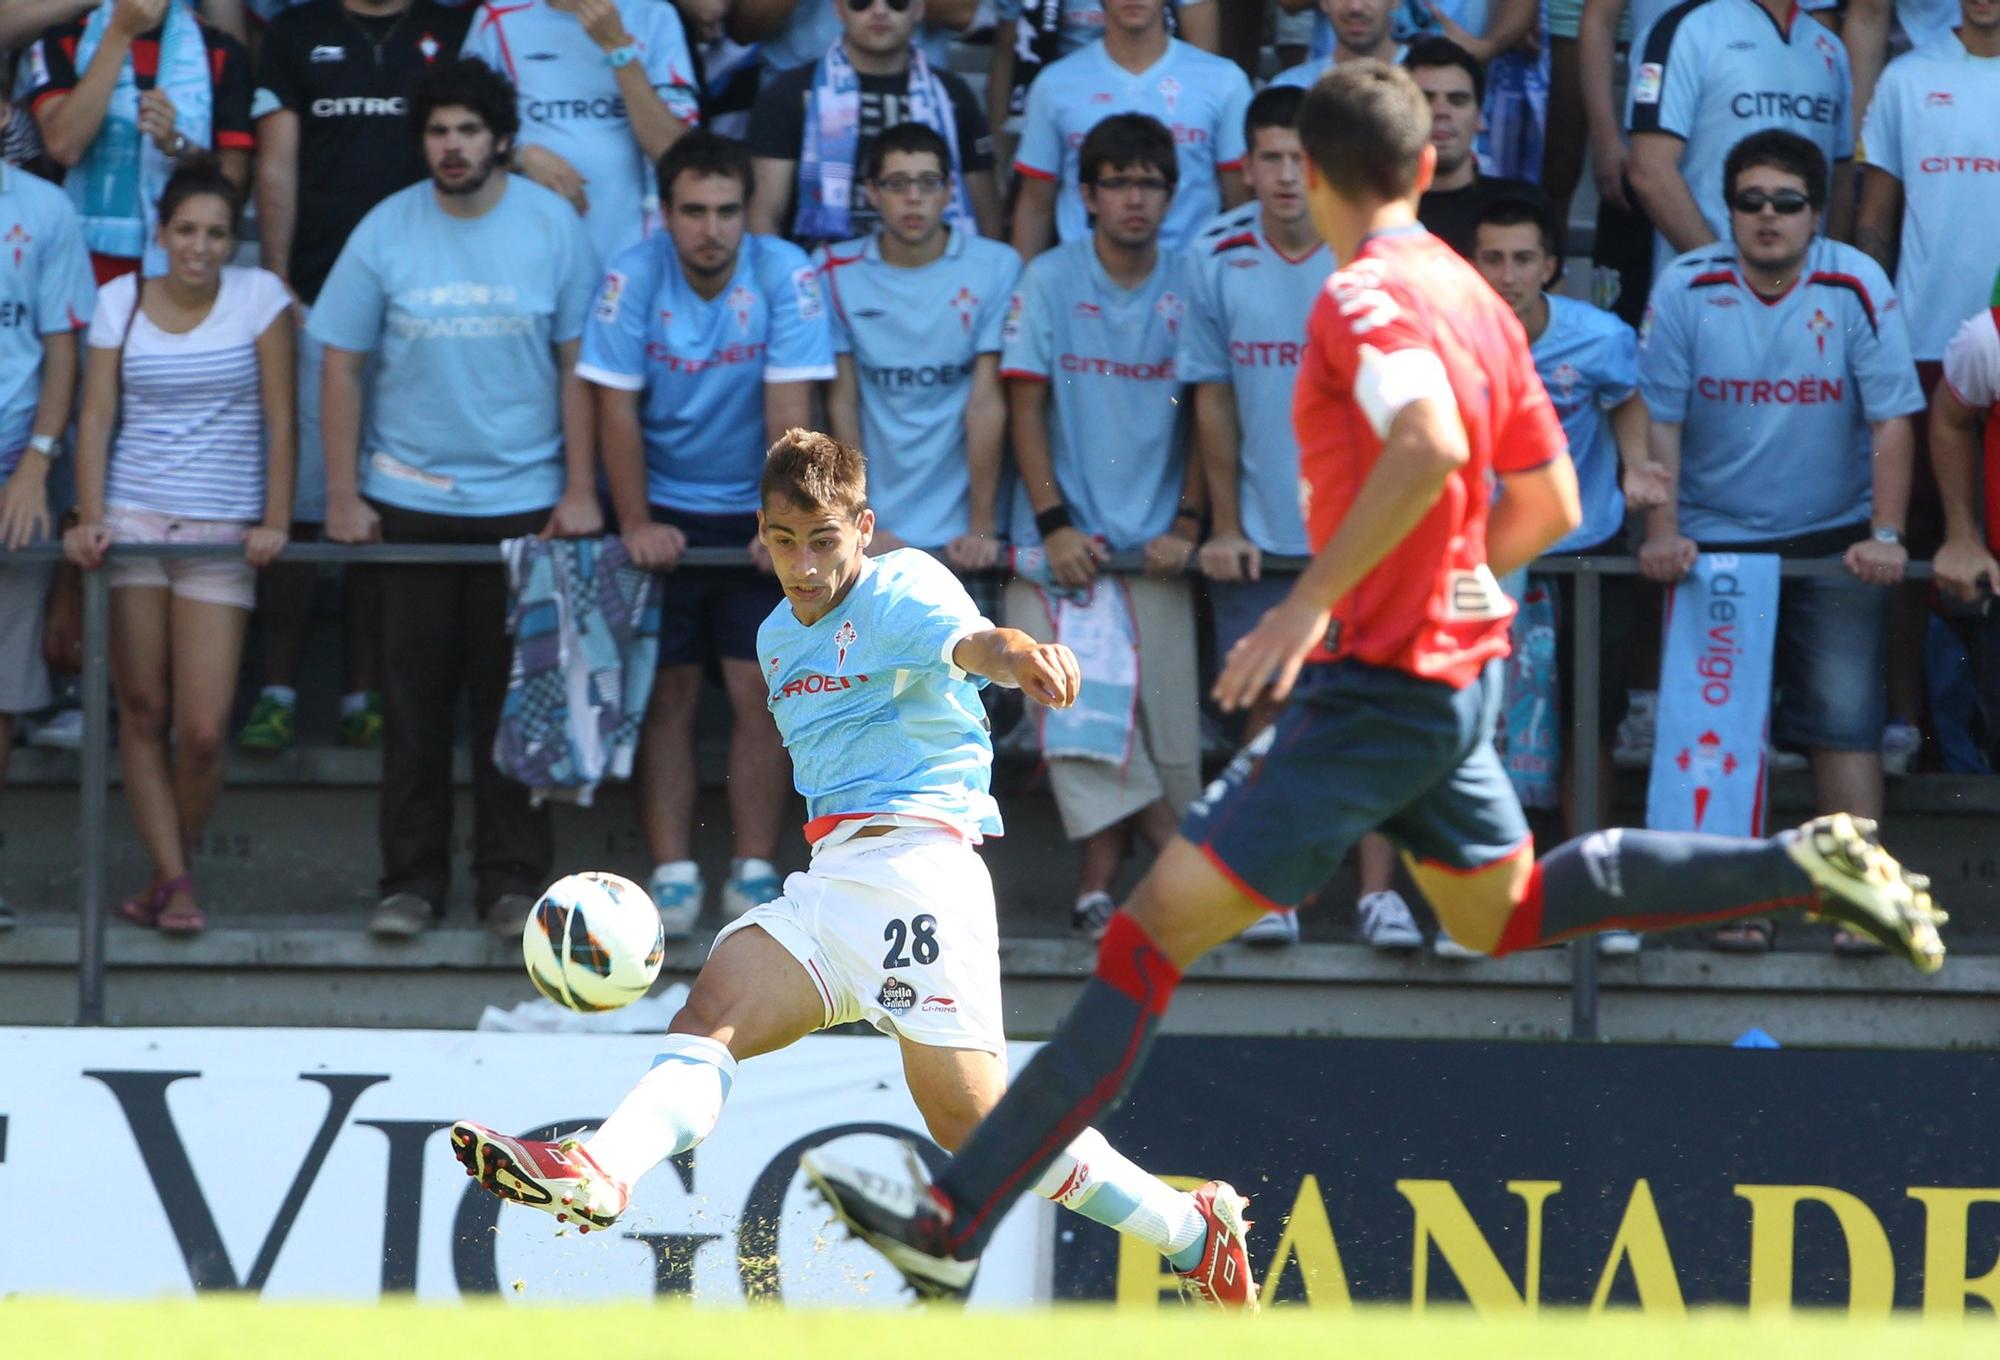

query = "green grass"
[{"left": 0, "top": 1299, "right": 1990, "bottom": 1360}]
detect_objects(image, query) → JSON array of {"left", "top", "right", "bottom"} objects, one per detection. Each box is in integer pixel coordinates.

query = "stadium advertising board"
[
  {"left": 1054, "top": 1038, "right": 2000, "bottom": 1317},
  {"left": 0, "top": 1029, "right": 1049, "bottom": 1304}
]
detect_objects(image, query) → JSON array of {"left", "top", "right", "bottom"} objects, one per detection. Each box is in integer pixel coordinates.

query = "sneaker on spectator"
[
  {"left": 1072, "top": 889, "right": 1116, "bottom": 939},
  {"left": 236, "top": 692, "right": 296, "bottom": 752},
  {"left": 27, "top": 709, "right": 84, "bottom": 750},
  {"left": 722, "top": 859, "right": 781, "bottom": 924},
  {"left": 1433, "top": 928, "right": 1483, "bottom": 960},
  {"left": 370, "top": 892, "right": 435, "bottom": 939},
  {"left": 1612, "top": 690, "right": 1656, "bottom": 769},
  {"left": 1238, "top": 909, "right": 1299, "bottom": 947},
  {"left": 1880, "top": 721, "right": 1921, "bottom": 776},
  {"left": 340, "top": 692, "right": 385, "bottom": 750},
  {"left": 1357, "top": 891, "right": 1423, "bottom": 951},
  {"left": 650, "top": 861, "right": 705, "bottom": 939},
  {"left": 1598, "top": 929, "right": 1642, "bottom": 957}
]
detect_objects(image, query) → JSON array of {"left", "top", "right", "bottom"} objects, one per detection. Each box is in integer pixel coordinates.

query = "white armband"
[{"left": 1354, "top": 344, "right": 1453, "bottom": 440}]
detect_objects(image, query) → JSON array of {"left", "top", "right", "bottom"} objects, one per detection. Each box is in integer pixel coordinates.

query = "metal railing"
[{"left": 8, "top": 542, "right": 1936, "bottom": 1033}]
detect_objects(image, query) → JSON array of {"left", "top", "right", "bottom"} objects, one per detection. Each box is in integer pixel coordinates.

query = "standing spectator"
[
  {"left": 314, "top": 58, "right": 600, "bottom": 940},
  {"left": 0, "top": 153, "right": 95, "bottom": 932},
  {"left": 1637, "top": 131, "right": 1922, "bottom": 952},
  {"left": 61, "top": 161, "right": 294, "bottom": 936},
  {"left": 734, "top": 0, "right": 973, "bottom": 77},
  {"left": 462, "top": 0, "right": 699, "bottom": 263},
  {"left": 578, "top": 131, "right": 834, "bottom": 937},
  {"left": 1472, "top": 192, "right": 1663, "bottom": 957},
  {"left": 1576, "top": 0, "right": 1685, "bottom": 324},
  {"left": 25, "top": 0, "right": 254, "bottom": 282},
  {"left": 746, "top": 0, "right": 999, "bottom": 248},
  {"left": 1179, "top": 85, "right": 1335, "bottom": 950},
  {"left": 1270, "top": 0, "right": 1401, "bottom": 89},
  {"left": 1853, "top": 0, "right": 2000, "bottom": 770},
  {"left": 1000, "top": 114, "right": 1199, "bottom": 937},
  {"left": 1403, "top": 39, "right": 1539, "bottom": 259},
  {"left": 237, "top": 0, "right": 470, "bottom": 754},
  {"left": 1930, "top": 273, "right": 2000, "bottom": 743},
  {"left": 1843, "top": 0, "right": 1962, "bottom": 135},
  {"left": 1626, "top": 0, "right": 1854, "bottom": 281},
  {"left": 816, "top": 122, "right": 1020, "bottom": 562},
  {"left": 1011, "top": 0, "right": 1250, "bottom": 257}
]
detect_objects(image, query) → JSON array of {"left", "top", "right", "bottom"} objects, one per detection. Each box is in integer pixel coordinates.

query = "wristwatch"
[
  {"left": 606, "top": 42, "right": 640, "bottom": 67},
  {"left": 1872, "top": 525, "right": 1903, "bottom": 546},
  {"left": 26, "top": 432, "right": 57, "bottom": 459}
]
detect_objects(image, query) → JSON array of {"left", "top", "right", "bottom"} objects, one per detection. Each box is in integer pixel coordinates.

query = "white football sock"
[
  {"left": 582, "top": 1034, "right": 737, "bottom": 1188},
  {"left": 1031, "top": 1126, "right": 1206, "bottom": 1265}
]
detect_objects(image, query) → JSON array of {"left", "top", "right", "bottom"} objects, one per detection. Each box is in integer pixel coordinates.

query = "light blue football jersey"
[
  {"left": 759, "top": 548, "right": 1001, "bottom": 842},
  {"left": 1001, "top": 237, "right": 1190, "bottom": 550},
  {"left": 1177, "top": 204, "right": 1326, "bottom": 557},
  {"left": 462, "top": 0, "right": 699, "bottom": 263},
  {"left": 1013, "top": 38, "right": 1251, "bottom": 251},
  {"left": 1533, "top": 294, "right": 1638, "bottom": 553},
  {"left": 1628, "top": 0, "right": 1853, "bottom": 278},
  {"left": 577, "top": 233, "right": 837, "bottom": 515},
  {"left": 1639, "top": 237, "right": 1924, "bottom": 543},
  {"left": 0, "top": 163, "right": 92, "bottom": 479},
  {"left": 814, "top": 229, "right": 1023, "bottom": 548}
]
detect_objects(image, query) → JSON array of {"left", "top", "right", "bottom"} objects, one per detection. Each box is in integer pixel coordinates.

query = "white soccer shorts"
[{"left": 710, "top": 825, "right": 1006, "bottom": 1054}]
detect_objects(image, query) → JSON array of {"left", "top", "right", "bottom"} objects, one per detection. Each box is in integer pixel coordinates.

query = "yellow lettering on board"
[
  {"left": 1735, "top": 1184, "right": 1893, "bottom": 1317},
  {"left": 1587, "top": 1179, "right": 1686, "bottom": 1316},
  {"left": 1397, "top": 1179, "right": 1561, "bottom": 1313},
  {"left": 1907, "top": 1188, "right": 2000, "bottom": 1320}
]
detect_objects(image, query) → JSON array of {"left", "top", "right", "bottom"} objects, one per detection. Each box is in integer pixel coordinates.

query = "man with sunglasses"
[
  {"left": 747, "top": 0, "right": 999, "bottom": 250},
  {"left": 997, "top": 113, "right": 1201, "bottom": 940},
  {"left": 814, "top": 122, "right": 1021, "bottom": 565},
  {"left": 1637, "top": 130, "right": 1925, "bottom": 951}
]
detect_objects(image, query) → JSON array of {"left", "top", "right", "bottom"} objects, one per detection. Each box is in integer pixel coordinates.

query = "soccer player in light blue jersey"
[
  {"left": 450, "top": 430, "right": 1248, "bottom": 1303},
  {"left": 1010, "top": 0, "right": 1251, "bottom": 256},
  {"left": 1001, "top": 113, "right": 1201, "bottom": 939},
  {"left": 580, "top": 131, "right": 835, "bottom": 943},
  {"left": 817, "top": 122, "right": 1021, "bottom": 567},
  {"left": 461, "top": 0, "right": 699, "bottom": 262},
  {"left": 1637, "top": 131, "right": 1924, "bottom": 950}
]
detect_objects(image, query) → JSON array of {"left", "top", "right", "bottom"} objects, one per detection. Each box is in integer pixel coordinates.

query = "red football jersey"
[{"left": 1293, "top": 227, "right": 1568, "bottom": 689}]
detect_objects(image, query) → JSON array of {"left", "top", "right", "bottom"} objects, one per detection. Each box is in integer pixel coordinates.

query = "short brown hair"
[
  {"left": 1297, "top": 60, "right": 1431, "bottom": 204},
  {"left": 760, "top": 428, "right": 868, "bottom": 517}
]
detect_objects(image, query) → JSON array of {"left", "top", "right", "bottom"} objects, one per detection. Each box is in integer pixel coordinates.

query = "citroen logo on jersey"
[
  {"left": 4, "top": 223, "right": 27, "bottom": 269},
  {"left": 1157, "top": 75, "right": 1182, "bottom": 114},
  {"left": 949, "top": 286, "right": 979, "bottom": 334},
  {"left": 1155, "top": 290, "right": 1184, "bottom": 339},
  {"left": 1806, "top": 308, "right": 1834, "bottom": 356},
  {"left": 726, "top": 284, "right": 757, "bottom": 334},
  {"left": 833, "top": 619, "right": 859, "bottom": 673}
]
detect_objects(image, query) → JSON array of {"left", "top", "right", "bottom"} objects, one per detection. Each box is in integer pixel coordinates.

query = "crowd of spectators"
[{"left": 0, "top": 0, "right": 1994, "bottom": 961}]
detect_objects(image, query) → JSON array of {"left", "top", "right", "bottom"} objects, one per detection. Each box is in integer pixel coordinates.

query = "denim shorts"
[{"left": 1770, "top": 563, "right": 1888, "bottom": 752}]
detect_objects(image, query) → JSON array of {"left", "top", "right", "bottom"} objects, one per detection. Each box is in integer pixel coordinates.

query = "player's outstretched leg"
[
  {"left": 453, "top": 924, "right": 824, "bottom": 1231},
  {"left": 1461, "top": 813, "right": 1945, "bottom": 972}
]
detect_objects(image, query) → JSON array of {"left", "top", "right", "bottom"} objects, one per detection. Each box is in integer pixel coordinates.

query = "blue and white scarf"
[
  {"left": 1011, "top": 544, "right": 1137, "bottom": 767},
  {"left": 66, "top": 0, "right": 212, "bottom": 272},
  {"left": 793, "top": 41, "right": 973, "bottom": 242}
]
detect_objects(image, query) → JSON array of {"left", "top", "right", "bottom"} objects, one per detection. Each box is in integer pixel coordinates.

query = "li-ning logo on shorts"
[{"left": 878, "top": 977, "right": 916, "bottom": 1014}]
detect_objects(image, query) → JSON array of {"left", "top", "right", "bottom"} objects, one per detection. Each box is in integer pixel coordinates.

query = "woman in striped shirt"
[{"left": 63, "top": 160, "right": 296, "bottom": 935}]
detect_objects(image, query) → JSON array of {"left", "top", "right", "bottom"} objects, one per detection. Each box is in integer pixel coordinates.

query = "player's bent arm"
[
  {"left": 1489, "top": 457, "right": 1583, "bottom": 578},
  {"left": 951, "top": 627, "right": 1079, "bottom": 707},
  {"left": 1627, "top": 133, "right": 1718, "bottom": 254},
  {"left": 1854, "top": 167, "right": 1902, "bottom": 276},
  {"left": 827, "top": 354, "right": 863, "bottom": 451},
  {"left": 1010, "top": 174, "right": 1057, "bottom": 260}
]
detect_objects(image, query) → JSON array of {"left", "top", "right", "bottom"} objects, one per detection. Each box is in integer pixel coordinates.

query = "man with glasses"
[
  {"left": 1637, "top": 130, "right": 1924, "bottom": 951},
  {"left": 580, "top": 131, "right": 836, "bottom": 939},
  {"left": 1011, "top": 0, "right": 1250, "bottom": 257},
  {"left": 746, "top": 0, "right": 999, "bottom": 250},
  {"left": 998, "top": 113, "right": 1200, "bottom": 939},
  {"left": 814, "top": 122, "right": 1021, "bottom": 565}
]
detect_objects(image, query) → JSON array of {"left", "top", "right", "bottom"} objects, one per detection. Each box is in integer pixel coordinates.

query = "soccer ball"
[{"left": 522, "top": 871, "right": 667, "bottom": 1012}]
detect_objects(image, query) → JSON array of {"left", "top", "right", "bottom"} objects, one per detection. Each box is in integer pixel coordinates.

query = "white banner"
[{"left": 0, "top": 1028, "right": 1050, "bottom": 1306}]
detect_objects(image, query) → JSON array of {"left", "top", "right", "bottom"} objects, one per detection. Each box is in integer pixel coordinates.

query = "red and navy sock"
[{"left": 934, "top": 911, "right": 1181, "bottom": 1259}]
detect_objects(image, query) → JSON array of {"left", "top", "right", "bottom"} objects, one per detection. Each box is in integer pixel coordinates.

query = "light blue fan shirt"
[
  {"left": 1639, "top": 237, "right": 1923, "bottom": 543},
  {"left": 1532, "top": 294, "right": 1638, "bottom": 553},
  {"left": 308, "top": 177, "right": 599, "bottom": 516},
  {"left": 759, "top": 548, "right": 1001, "bottom": 842},
  {"left": 813, "top": 228, "right": 1022, "bottom": 548},
  {"left": 1013, "top": 38, "right": 1251, "bottom": 250},
  {"left": 0, "top": 163, "right": 93, "bottom": 479},
  {"left": 1176, "top": 203, "right": 1326, "bottom": 557},
  {"left": 1001, "top": 237, "right": 1189, "bottom": 550},
  {"left": 577, "top": 233, "right": 837, "bottom": 515}
]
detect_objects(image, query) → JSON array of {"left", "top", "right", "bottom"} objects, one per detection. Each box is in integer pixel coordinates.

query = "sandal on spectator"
[
  {"left": 155, "top": 875, "right": 205, "bottom": 936},
  {"left": 118, "top": 879, "right": 168, "bottom": 927},
  {"left": 1709, "top": 919, "right": 1774, "bottom": 953}
]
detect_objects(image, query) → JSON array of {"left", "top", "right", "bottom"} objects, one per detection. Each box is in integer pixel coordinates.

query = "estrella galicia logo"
[{"left": 877, "top": 977, "right": 916, "bottom": 1014}]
